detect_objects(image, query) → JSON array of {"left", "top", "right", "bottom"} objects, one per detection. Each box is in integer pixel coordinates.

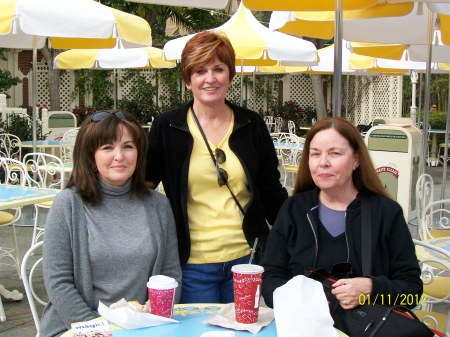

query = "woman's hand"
[{"left": 331, "top": 277, "right": 373, "bottom": 309}]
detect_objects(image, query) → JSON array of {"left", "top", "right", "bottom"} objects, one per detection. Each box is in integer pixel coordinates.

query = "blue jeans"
[{"left": 180, "top": 255, "right": 250, "bottom": 304}]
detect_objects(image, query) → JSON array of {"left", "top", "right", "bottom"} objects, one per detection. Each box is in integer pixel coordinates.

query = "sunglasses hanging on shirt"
[{"left": 191, "top": 106, "right": 245, "bottom": 216}]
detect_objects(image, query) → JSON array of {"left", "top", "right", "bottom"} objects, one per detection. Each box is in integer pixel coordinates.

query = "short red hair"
[{"left": 181, "top": 31, "right": 236, "bottom": 85}]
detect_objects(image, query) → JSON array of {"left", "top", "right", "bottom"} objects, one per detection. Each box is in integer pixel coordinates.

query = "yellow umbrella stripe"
[
  {"left": 292, "top": 3, "right": 413, "bottom": 21},
  {"left": 51, "top": 37, "right": 118, "bottom": 49},
  {"left": 55, "top": 49, "right": 99, "bottom": 69},
  {"left": 0, "top": 0, "right": 15, "bottom": 35},
  {"left": 439, "top": 14, "right": 450, "bottom": 45},
  {"left": 235, "top": 57, "right": 279, "bottom": 67},
  {"left": 111, "top": 8, "right": 152, "bottom": 47},
  {"left": 258, "top": 65, "right": 307, "bottom": 73},
  {"left": 350, "top": 42, "right": 406, "bottom": 60},
  {"left": 279, "top": 20, "right": 334, "bottom": 40},
  {"left": 242, "top": 0, "right": 380, "bottom": 11},
  {"left": 348, "top": 53, "right": 379, "bottom": 69},
  {"left": 438, "top": 63, "right": 450, "bottom": 71},
  {"left": 141, "top": 46, "right": 175, "bottom": 68},
  {"left": 217, "top": 7, "right": 266, "bottom": 60}
]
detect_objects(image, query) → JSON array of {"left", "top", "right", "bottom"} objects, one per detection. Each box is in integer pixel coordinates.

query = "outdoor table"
[
  {"left": 0, "top": 185, "right": 59, "bottom": 210},
  {"left": 61, "top": 303, "right": 348, "bottom": 336},
  {"left": 20, "top": 140, "right": 65, "bottom": 156},
  {"left": 0, "top": 185, "right": 59, "bottom": 321},
  {"left": 273, "top": 141, "right": 304, "bottom": 151}
]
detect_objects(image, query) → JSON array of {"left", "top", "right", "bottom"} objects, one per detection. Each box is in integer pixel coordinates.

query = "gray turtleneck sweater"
[{"left": 40, "top": 180, "right": 181, "bottom": 337}]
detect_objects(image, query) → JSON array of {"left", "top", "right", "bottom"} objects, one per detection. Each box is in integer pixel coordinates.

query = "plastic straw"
[{"left": 249, "top": 237, "right": 258, "bottom": 264}]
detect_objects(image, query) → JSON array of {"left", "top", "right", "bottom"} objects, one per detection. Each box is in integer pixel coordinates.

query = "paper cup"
[
  {"left": 147, "top": 275, "right": 178, "bottom": 318},
  {"left": 231, "top": 264, "right": 264, "bottom": 324}
]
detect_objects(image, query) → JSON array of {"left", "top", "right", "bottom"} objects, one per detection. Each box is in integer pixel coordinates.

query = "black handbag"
[
  {"left": 328, "top": 196, "right": 437, "bottom": 337},
  {"left": 332, "top": 303, "right": 435, "bottom": 337}
]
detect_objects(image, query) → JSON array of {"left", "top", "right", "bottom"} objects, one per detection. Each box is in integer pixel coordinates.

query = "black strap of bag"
[
  {"left": 361, "top": 195, "right": 372, "bottom": 276},
  {"left": 190, "top": 107, "right": 245, "bottom": 216}
]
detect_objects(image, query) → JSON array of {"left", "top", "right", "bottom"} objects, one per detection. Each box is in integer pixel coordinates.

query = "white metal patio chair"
[
  {"left": 412, "top": 239, "right": 450, "bottom": 336},
  {"left": 274, "top": 117, "right": 283, "bottom": 133},
  {"left": 419, "top": 199, "right": 450, "bottom": 241},
  {"left": 58, "top": 127, "right": 79, "bottom": 164},
  {"left": 21, "top": 241, "right": 46, "bottom": 337},
  {"left": 416, "top": 173, "right": 434, "bottom": 237},
  {"left": 23, "top": 153, "right": 65, "bottom": 247},
  {"left": 263, "top": 116, "right": 274, "bottom": 132},
  {"left": 287, "top": 120, "right": 296, "bottom": 135},
  {"left": 0, "top": 133, "right": 22, "bottom": 159},
  {"left": 0, "top": 157, "right": 27, "bottom": 280}
]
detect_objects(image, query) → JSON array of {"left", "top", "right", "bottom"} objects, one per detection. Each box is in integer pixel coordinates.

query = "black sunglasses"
[
  {"left": 215, "top": 148, "right": 228, "bottom": 187},
  {"left": 90, "top": 111, "right": 129, "bottom": 122},
  {"left": 306, "top": 262, "right": 352, "bottom": 286}
]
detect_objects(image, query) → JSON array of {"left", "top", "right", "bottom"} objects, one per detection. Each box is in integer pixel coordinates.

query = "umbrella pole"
[
  {"left": 332, "top": 0, "right": 343, "bottom": 117},
  {"left": 32, "top": 36, "right": 37, "bottom": 153},
  {"left": 253, "top": 69, "right": 256, "bottom": 110},
  {"left": 420, "top": 10, "right": 434, "bottom": 175},
  {"left": 240, "top": 60, "right": 244, "bottom": 107},
  {"left": 113, "top": 69, "right": 117, "bottom": 110},
  {"left": 441, "top": 75, "right": 450, "bottom": 200}
]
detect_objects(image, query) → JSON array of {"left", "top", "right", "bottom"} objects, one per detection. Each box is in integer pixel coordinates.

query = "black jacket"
[
  {"left": 261, "top": 188, "right": 422, "bottom": 308},
  {"left": 146, "top": 100, "right": 288, "bottom": 265}
]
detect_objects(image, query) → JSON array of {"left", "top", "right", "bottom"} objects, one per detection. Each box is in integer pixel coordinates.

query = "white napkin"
[
  {"left": 273, "top": 275, "right": 338, "bottom": 337},
  {"left": 203, "top": 303, "right": 274, "bottom": 334},
  {"left": 98, "top": 301, "right": 178, "bottom": 330}
]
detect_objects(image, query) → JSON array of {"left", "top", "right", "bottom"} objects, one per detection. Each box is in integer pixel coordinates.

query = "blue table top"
[
  {"left": 0, "top": 185, "right": 58, "bottom": 209},
  {"left": 112, "top": 305, "right": 276, "bottom": 337},
  {"left": 273, "top": 142, "right": 304, "bottom": 149},
  {"left": 21, "top": 140, "right": 62, "bottom": 146}
]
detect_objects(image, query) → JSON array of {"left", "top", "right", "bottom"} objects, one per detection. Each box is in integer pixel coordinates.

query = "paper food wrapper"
[
  {"left": 203, "top": 303, "right": 274, "bottom": 334},
  {"left": 98, "top": 301, "right": 178, "bottom": 330},
  {"left": 273, "top": 275, "right": 338, "bottom": 337}
]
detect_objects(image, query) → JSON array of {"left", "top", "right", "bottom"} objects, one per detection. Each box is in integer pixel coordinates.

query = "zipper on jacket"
[{"left": 306, "top": 207, "right": 319, "bottom": 268}]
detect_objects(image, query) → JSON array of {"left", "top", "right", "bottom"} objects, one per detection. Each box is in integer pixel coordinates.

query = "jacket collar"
[{"left": 170, "top": 100, "right": 250, "bottom": 131}]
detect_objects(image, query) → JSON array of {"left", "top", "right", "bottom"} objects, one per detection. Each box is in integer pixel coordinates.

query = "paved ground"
[{"left": 0, "top": 165, "right": 448, "bottom": 337}]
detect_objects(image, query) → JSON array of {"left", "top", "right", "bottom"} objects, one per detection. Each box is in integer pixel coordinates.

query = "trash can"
[{"left": 365, "top": 123, "right": 422, "bottom": 222}]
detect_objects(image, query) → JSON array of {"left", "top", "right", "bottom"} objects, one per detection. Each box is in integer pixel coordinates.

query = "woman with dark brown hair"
[
  {"left": 261, "top": 117, "right": 422, "bottom": 319},
  {"left": 147, "top": 31, "right": 287, "bottom": 303},
  {"left": 40, "top": 111, "right": 181, "bottom": 337}
]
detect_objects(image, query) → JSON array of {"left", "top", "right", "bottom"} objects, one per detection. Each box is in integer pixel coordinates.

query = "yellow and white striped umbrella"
[
  {"left": 163, "top": 2, "right": 318, "bottom": 67},
  {"left": 54, "top": 47, "right": 175, "bottom": 70},
  {"left": 0, "top": 0, "right": 151, "bottom": 49},
  {"left": 0, "top": 0, "right": 152, "bottom": 150},
  {"left": 269, "top": 3, "right": 414, "bottom": 40}
]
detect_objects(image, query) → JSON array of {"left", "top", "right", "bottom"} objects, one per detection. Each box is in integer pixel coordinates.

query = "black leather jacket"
[{"left": 146, "top": 100, "right": 288, "bottom": 265}]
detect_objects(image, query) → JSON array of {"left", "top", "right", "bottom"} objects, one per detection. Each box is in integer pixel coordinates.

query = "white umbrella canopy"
[
  {"left": 163, "top": 3, "right": 318, "bottom": 67},
  {"left": 0, "top": 0, "right": 152, "bottom": 149}
]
